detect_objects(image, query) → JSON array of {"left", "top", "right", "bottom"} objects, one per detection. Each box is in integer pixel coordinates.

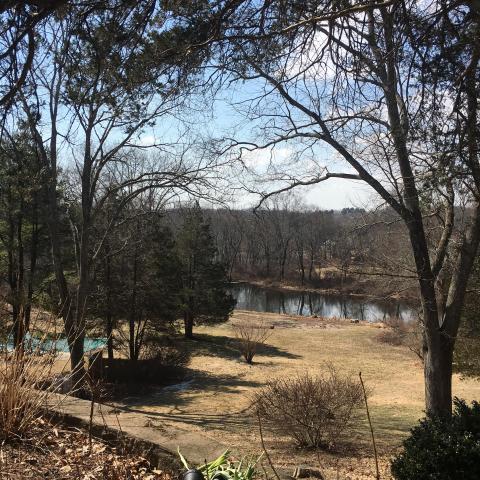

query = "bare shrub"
[
  {"left": 232, "top": 320, "right": 272, "bottom": 364},
  {"left": 254, "top": 365, "right": 365, "bottom": 449},
  {"left": 377, "top": 318, "right": 424, "bottom": 360},
  {"left": 376, "top": 317, "right": 408, "bottom": 344},
  {"left": 376, "top": 328, "right": 405, "bottom": 346}
]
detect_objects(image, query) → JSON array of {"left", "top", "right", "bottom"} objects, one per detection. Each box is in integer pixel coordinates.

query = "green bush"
[{"left": 391, "top": 398, "right": 480, "bottom": 479}]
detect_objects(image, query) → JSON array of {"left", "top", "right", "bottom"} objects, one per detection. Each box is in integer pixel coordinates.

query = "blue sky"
[{"left": 184, "top": 79, "right": 375, "bottom": 211}]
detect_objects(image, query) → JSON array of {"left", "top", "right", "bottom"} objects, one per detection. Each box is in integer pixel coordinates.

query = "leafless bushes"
[
  {"left": 232, "top": 320, "right": 272, "bottom": 364},
  {"left": 254, "top": 366, "right": 365, "bottom": 449},
  {"left": 376, "top": 319, "right": 408, "bottom": 346},
  {"left": 376, "top": 318, "right": 424, "bottom": 360}
]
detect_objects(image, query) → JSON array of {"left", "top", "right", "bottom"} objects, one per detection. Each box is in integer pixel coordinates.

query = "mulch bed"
[{"left": 0, "top": 417, "right": 175, "bottom": 479}]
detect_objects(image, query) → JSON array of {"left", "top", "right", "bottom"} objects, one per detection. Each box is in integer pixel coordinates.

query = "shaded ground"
[{"left": 111, "top": 310, "right": 480, "bottom": 480}]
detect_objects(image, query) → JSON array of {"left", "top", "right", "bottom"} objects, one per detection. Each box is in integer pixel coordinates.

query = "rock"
[{"left": 293, "top": 466, "right": 324, "bottom": 479}]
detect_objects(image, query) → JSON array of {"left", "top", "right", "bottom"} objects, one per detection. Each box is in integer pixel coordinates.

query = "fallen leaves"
[{"left": 0, "top": 417, "right": 174, "bottom": 479}]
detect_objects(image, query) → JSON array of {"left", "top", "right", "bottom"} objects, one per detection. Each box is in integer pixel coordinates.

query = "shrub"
[
  {"left": 376, "top": 327, "right": 405, "bottom": 346},
  {"left": 232, "top": 320, "right": 271, "bottom": 364},
  {"left": 254, "top": 366, "right": 364, "bottom": 449},
  {"left": 454, "top": 331, "right": 480, "bottom": 378},
  {"left": 391, "top": 398, "right": 480, "bottom": 480},
  {"left": 141, "top": 336, "right": 191, "bottom": 368},
  {"left": 377, "top": 317, "right": 411, "bottom": 344},
  {"left": 104, "top": 340, "right": 191, "bottom": 385},
  {"left": 377, "top": 318, "right": 424, "bottom": 360}
]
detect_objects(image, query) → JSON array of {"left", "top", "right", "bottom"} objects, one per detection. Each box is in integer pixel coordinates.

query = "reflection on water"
[{"left": 230, "top": 283, "right": 416, "bottom": 322}]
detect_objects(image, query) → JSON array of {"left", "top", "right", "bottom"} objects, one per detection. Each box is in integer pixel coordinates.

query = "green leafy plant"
[
  {"left": 178, "top": 448, "right": 259, "bottom": 480},
  {"left": 391, "top": 398, "right": 480, "bottom": 479}
]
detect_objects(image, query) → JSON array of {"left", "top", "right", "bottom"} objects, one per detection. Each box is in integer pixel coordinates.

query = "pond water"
[{"left": 230, "top": 283, "right": 417, "bottom": 322}]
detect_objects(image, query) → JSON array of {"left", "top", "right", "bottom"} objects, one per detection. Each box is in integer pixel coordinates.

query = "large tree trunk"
[
  {"left": 423, "top": 326, "right": 454, "bottom": 416},
  {"left": 45, "top": 178, "right": 88, "bottom": 390},
  {"left": 379, "top": 8, "right": 455, "bottom": 416}
]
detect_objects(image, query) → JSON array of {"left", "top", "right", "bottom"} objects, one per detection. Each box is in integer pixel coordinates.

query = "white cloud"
[
  {"left": 240, "top": 146, "right": 294, "bottom": 170},
  {"left": 135, "top": 134, "right": 157, "bottom": 147}
]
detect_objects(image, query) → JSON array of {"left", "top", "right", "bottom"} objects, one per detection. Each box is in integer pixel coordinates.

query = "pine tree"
[
  {"left": 177, "top": 204, "right": 235, "bottom": 339},
  {"left": 91, "top": 208, "right": 181, "bottom": 361},
  {"left": 0, "top": 132, "right": 50, "bottom": 348}
]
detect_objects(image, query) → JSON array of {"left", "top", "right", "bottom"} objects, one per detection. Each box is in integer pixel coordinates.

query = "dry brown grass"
[
  {"left": 0, "top": 315, "right": 73, "bottom": 442},
  {"left": 115, "top": 310, "right": 480, "bottom": 479},
  {"left": 0, "top": 347, "right": 71, "bottom": 443}
]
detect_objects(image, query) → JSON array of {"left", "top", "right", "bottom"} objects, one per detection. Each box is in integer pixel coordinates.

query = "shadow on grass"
[
  {"left": 116, "top": 368, "right": 259, "bottom": 407},
  {"left": 118, "top": 406, "right": 256, "bottom": 432},
  {"left": 110, "top": 397, "right": 418, "bottom": 455},
  {"left": 347, "top": 405, "right": 420, "bottom": 455},
  {"left": 112, "top": 368, "right": 260, "bottom": 430},
  {"left": 179, "top": 332, "right": 301, "bottom": 362}
]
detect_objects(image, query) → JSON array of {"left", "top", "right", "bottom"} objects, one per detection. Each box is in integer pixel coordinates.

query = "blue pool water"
[{"left": 4, "top": 334, "right": 106, "bottom": 353}]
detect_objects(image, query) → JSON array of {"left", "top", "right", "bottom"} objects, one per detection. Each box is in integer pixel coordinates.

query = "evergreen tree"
[
  {"left": 0, "top": 132, "right": 50, "bottom": 347},
  {"left": 91, "top": 208, "right": 181, "bottom": 361},
  {"left": 177, "top": 204, "right": 235, "bottom": 339}
]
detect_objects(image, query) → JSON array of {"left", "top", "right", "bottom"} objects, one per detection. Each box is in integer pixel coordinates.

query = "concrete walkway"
[{"left": 46, "top": 393, "right": 227, "bottom": 468}]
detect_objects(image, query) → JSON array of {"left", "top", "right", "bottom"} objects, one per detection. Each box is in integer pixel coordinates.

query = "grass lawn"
[{"left": 115, "top": 310, "right": 480, "bottom": 479}]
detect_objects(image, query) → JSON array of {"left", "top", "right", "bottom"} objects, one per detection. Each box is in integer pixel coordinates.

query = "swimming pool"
[{"left": 3, "top": 334, "right": 106, "bottom": 353}]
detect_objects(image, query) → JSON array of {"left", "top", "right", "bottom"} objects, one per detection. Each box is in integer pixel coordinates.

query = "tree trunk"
[
  {"left": 308, "top": 248, "right": 314, "bottom": 282},
  {"left": 129, "top": 293, "right": 137, "bottom": 361},
  {"left": 184, "top": 311, "right": 194, "bottom": 339},
  {"left": 103, "top": 248, "right": 114, "bottom": 362},
  {"left": 423, "top": 328, "right": 454, "bottom": 416},
  {"left": 70, "top": 217, "right": 92, "bottom": 391},
  {"left": 297, "top": 244, "right": 305, "bottom": 285},
  {"left": 129, "top": 238, "right": 139, "bottom": 361},
  {"left": 106, "top": 313, "right": 114, "bottom": 363},
  {"left": 280, "top": 244, "right": 288, "bottom": 281},
  {"left": 24, "top": 200, "right": 39, "bottom": 334},
  {"left": 69, "top": 328, "right": 86, "bottom": 391}
]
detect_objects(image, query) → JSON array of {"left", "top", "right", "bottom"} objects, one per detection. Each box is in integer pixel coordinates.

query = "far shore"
[{"left": 231, "top": 278, "right": 419, "bottom": 303}]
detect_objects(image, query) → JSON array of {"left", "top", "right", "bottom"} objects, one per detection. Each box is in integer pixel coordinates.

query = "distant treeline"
[{"left": 165, "top": 201, "right": 417, "bottom": 296}]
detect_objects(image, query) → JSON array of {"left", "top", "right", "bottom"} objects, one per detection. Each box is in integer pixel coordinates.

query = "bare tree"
[
  {"left": 18, "top": 5, "right": 221, "bottom": 387},
  {"left": 211, "top": 1, "right": 480, "bottom": 416}
]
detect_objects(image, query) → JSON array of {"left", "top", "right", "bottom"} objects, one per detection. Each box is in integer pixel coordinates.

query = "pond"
[{"left": 230, "top": 283, "right": 417, "bottom": 322}]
